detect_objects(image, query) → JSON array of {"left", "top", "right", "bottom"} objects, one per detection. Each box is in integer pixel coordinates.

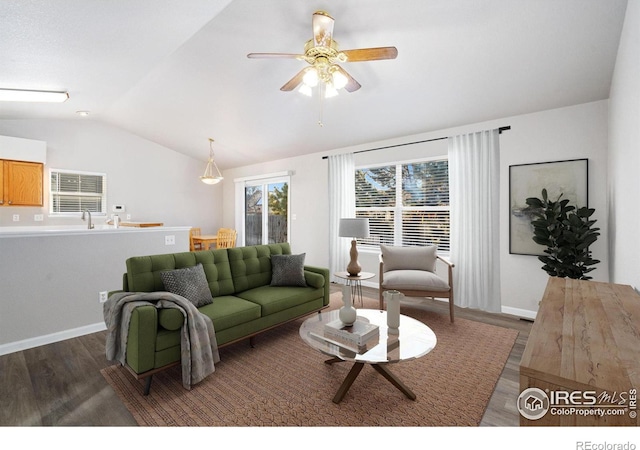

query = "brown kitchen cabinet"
[{"left": 1, "top": 159, "right": 44, "bottom": 206}]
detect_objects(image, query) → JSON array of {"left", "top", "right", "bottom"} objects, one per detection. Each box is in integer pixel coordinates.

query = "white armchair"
[{"left": 379, "top": 245, "right": 455, "bottom": 323}]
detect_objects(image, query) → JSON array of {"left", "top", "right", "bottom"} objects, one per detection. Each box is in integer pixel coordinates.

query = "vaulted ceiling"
[{"left": 0, "top": 0, "right": 628, "bottom": 169}]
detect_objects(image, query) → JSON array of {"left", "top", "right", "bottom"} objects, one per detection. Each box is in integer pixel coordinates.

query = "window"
[
  {"left": 236, "top": 172, "right": 290, "bottom": 246},
  {"left": 50, "top": 169, "right": 107, "bottom": 215},
  {"left": 355, "top": 158, "right": 449, "bottom": 251}
]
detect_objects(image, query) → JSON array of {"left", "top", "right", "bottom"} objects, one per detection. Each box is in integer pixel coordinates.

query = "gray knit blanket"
[{"left": 103, "top": 291, "right": 220, "bottom": 390}]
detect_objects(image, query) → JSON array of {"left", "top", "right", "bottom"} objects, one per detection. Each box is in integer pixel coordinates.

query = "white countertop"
[{"left": 0, "top": 224, "right": 191, "bottom": 238}]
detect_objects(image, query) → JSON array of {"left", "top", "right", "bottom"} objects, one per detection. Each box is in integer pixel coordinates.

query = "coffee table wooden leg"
[
  {"left": 332, "top": 362, "right": 365, "bottom": 404},
  {"left": 372, "top": 364, "right": 417, "bottom": 400},
  {"left": 324, "top": 357, "right": 342, "bottom": 365}
]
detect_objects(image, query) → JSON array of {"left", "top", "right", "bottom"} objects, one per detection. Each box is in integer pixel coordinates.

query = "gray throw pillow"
[
  {"left": 160, "top": 263, "right": 213, "bottom": 307},
  {"left": 270, "top": 253, "right": 307, "bottom": 287},
  {"left": 381, "top": 244, "right": 437, "bottom": 272}
]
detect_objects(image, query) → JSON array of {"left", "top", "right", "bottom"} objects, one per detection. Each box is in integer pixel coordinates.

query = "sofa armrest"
[
  {"left": 304, "top": 265, "right": 330, "bottom": 306},
  {"left": 126, "top": 305, "right": 158, "bottom": 374},
  {"left": 304, "top": 270, "right": 325, "bottom": 289}
]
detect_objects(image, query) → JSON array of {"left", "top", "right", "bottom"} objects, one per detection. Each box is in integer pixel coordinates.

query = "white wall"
[
  {"left": 0, "top": 119, "right": 223, "bottom": 233},
  {"left": 0, "top": 119, "right": 225, "bottom": 352},
  {"left": 608, "top": 0, "right": 640, "bottom": 289},
  {"left": 0, "top": 227, "right": 190, "bottom": 354},
  {"left": 221, "top": 100, "right": 610, "bottom": 318},
  {"left": 220, "top": 152, "right": 331, "bottom": 269}
]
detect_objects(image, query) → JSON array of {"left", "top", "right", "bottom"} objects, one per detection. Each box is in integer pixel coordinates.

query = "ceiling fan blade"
[
  {"left": 341, "top": 47, "right": 398, "bottom": 62},
  {"left": 334, "top": 66, "right": 361, "bottom": 93},
  {"left": 247, "top": 52, "right": 304, "bottom": 59},
  {"left": 312, "top": 10, "right": 334, "bottom": 47},
  {"left": 280, "top": 67, "right": 311, "bottom": 91}
]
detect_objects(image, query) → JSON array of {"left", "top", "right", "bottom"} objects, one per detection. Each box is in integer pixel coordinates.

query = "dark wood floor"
[{"left": 0, "top": 285, "right": 531, "bottom": 426}]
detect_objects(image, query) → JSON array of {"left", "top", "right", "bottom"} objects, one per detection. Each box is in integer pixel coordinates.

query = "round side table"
[{"left": 334, "top": 271, "right": 375, "bottom": 307}]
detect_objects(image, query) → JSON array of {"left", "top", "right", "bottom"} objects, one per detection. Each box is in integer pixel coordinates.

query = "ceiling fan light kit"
[{"left": 247, "top": 10, "right": 398, "bottom": 118}]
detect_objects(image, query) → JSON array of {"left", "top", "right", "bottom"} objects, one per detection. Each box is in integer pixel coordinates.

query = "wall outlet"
[
  {"left": 165, "top": 235, "right": 175, "bottom": 245},
  {"left": 126, "top": 214, "right": 131, "bottom": 220},
  {"left": 34, "top": 214, "right": 44, "bottom": 221},
  {"left": 99, "top": 291, "right": 109, "bottom": 303},
  {"left": 12, "top": 214, "right": 19, "bottom": 222}
]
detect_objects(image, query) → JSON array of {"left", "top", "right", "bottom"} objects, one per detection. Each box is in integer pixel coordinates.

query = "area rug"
[{"left": 101, "top": 292, "right": 518, "bottom": 426}]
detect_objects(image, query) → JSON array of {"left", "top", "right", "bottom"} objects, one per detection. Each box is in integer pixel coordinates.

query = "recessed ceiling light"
[
  {"left": 76, "top": 110, "right": 90, "bottom": 116},
  {"left": 0, "top": 89, "right": 69, "bottom": 103}
]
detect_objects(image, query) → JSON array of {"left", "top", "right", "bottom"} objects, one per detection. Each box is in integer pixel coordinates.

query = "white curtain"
[
  {"left": 328, "top": 153, "right": 355, "bottom": 283},
  {"left": 448, "top": 129, "right": 501, "bottom": 312}
]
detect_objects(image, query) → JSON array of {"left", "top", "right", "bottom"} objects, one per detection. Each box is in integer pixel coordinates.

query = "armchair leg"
[{"left": 449, "top": 298, "right": 455, "bottom": 323}]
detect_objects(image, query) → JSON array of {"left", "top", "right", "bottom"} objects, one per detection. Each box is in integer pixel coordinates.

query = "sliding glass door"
[{"left": 244, "top": 177, "right": 289, "bottom": 245}]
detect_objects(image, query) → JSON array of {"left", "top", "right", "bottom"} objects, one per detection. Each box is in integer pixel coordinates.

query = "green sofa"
[{"left": 115, "top": 243, "right": 329, "bottom": 394}]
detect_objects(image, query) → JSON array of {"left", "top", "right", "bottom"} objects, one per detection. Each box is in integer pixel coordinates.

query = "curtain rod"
[{"left": 321, "top": 126, "right": 511, "bottom": 159}]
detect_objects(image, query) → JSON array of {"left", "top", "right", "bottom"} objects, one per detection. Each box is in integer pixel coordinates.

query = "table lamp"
[{"left": 339, "top": 218, "right": 370, "bottom": 276}]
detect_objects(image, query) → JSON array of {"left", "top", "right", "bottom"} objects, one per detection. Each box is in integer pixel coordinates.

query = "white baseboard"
[
  {"left": 0, "top": 322, "right": 107, "bottom": 356},
  {"left": 362, "top": 280, "right": 538, "bottom": 320},
  {"left": 500, "top": 305, "right": 537, "bottom": 320}
]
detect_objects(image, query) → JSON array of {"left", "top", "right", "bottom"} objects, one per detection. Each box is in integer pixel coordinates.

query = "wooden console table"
[{"left": 520, "top": 277, "right": 640, "bottom": 426}]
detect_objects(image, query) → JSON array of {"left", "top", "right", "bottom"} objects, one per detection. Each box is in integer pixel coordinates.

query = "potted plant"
[{"left": 524, "top": 188, "right": 600, "bottom": 280}]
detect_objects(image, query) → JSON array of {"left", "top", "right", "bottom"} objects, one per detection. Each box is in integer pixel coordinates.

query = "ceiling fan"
[{"left": 247, "top": 10, "right": 398, "bottom": 97}]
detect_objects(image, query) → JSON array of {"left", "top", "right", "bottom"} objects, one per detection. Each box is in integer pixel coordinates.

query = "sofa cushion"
[
  {"left": 228, "top": 244, "right": 291, "bottom": 292},
  {"left": 381, "top": 245, "right": 437, "bottom": 272},
  {"left": 156, "top": 295, "right": 261, "bottom": 350},
  {"left": 237, "top": 285, "right": 322, "bottom": 316},
  {"left": 160, "top": 263, "right": 213, "bottom": 307},
  {"left": 270, "top": 253, "right": 307, "bottom": 287},
  {"left": 198, "top": 295, "right": 262, "bottom": 332},
  {"left": 126, "top": 249, "right": 235, "bottom": 296}
]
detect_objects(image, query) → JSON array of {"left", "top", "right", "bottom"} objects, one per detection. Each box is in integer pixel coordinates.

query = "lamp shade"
[{"left": 339, "top": 218, "right": 370, "bottom": 239}]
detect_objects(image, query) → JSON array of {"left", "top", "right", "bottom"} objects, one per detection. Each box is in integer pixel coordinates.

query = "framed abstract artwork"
[{"left": 509, "top": 158, "right": 588, "bottom": 255}]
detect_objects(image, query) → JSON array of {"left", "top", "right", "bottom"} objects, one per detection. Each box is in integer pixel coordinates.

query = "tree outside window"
[{"left": 355, "top": 159, "right": 449, "bottom": 251}]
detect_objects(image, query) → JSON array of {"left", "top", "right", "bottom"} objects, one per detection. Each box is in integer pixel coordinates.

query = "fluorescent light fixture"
[{"left": 0, "top": 89, "right": 69, "bottom": 103}]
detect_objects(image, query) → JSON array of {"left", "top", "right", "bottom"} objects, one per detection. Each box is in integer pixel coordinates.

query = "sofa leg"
[
  {"left": 143, "top": 375, "right": 153, "bottom": 396},
  {"left": 249, "top": 336, "right": 255, "bottom": 348}
]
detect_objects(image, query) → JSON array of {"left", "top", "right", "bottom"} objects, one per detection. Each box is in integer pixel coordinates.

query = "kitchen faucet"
[{"left": 81, "top": 209, "right": 94, "bottom": 229}]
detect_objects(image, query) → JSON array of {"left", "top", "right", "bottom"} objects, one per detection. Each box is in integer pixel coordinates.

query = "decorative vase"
[
  {"left": 339, "top": 285, "right": 357, "bottom": 326},
  {"left": 384, "top": 290, "right": 403, "bottom": 335}
]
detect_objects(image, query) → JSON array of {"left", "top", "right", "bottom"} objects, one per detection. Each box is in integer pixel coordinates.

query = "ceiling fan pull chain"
[{"left": 318, "top": 83, "right": 325, "bottom": 127}]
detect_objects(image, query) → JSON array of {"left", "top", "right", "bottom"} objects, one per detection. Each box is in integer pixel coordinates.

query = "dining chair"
[
  {"left": 189, "top": 227, "right": 203, "bottom": 251},
  {"left": 216, "top": 228, "right": 237, "bottom": 249},
  {"left": 379, "top": 244, "right": 455, "bottom": 323}
]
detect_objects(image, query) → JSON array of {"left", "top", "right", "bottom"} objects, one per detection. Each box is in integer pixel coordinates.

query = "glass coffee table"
[{"left": 299, "top": 308, "right": 437, "bottom": 403}]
